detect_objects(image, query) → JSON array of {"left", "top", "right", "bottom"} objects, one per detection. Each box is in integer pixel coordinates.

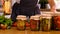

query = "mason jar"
[
  {"left": 40, "top": 14, "right": 52, "bottom": 31},
  {"left": 30, "top": 15, "right": 40, "bottom": 31},
  {"left": 52, "top": 12, "right": 60, "bottom": 30},
  {"left": 16, "top": 15, "right": 27, "bottom": 30}
]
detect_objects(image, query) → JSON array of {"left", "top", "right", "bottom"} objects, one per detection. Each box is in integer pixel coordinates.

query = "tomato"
[
  {"left": 12, "top": 22, "right": 17, "bottom": 27},
  {"left": 26, "top": 22, "right": 30, "bottom": 27}
]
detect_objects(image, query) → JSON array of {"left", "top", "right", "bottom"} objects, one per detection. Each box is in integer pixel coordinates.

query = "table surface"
[{"left": 0, "top": 27, "right": 60, "bottom": 34}]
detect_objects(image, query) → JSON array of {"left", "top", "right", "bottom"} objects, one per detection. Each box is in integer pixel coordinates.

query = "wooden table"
[{"left": 0, "top": 27, "right": 60, "bottom": 34}]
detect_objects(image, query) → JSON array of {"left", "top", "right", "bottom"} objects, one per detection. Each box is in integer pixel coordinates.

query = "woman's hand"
[{"left": 51, "top": 6, "right": 57, "bottom": 15}]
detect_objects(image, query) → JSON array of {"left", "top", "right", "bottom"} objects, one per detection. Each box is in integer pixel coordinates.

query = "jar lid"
[
  {"left": 41, "top": 14, "right": 52, "bottom": 19},
  {"left": 30, "top": 15, "right": 40, "bottom": 20},
  {"left": 41, "top": 16, "right": 51, "bottom": 19},
  {"left": 16, "top": 15, "right": 27, "bottom": 20},
  {"left": 41, "top": 13, "right": 52, "bottom": 17}
]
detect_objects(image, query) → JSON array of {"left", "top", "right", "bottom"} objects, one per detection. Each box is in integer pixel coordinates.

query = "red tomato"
[
  {"left": 12, "top": 22, "right": 17, "bottom": 27},
  {"left": 26, "top": 22, "right": 30, "bottom": 27}
]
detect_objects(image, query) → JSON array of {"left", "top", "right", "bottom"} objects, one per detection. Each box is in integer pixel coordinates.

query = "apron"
[
  {"left": 16, "top": 0, "right": 40, "bottom": 16},
  {"left": 11, "top": 0, "right": 40, "bottom": 22}
]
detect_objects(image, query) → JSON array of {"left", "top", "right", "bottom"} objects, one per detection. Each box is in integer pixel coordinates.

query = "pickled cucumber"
[{"left": 40, "top": 18, "right": 51, "bottom": 31}]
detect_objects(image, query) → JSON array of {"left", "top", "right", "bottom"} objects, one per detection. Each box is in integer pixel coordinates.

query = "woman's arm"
[
  {"left": 16, "top": 0, "right": 21, "bottom": 3},
  {"left": 48, "top": 0, "right": 56, "bottom": 12},
  {"left": 11, "top": 3, "right": 17, "bottom": 22}
]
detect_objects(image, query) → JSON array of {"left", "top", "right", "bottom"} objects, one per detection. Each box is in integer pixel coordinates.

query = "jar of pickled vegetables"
[
  {"left": 40, "top": 14, "right": 52, "bottom": 31},
  {"left": 30, "top": 15, "right": 40, "bottom": 31},
  {"left": 52, "top": 12, "right": 60, "bottom": 30},
  {"left": 16, "top": 15, "right": 27, "bottom": 30}
]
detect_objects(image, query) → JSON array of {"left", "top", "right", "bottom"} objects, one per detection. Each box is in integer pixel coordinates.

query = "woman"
[{"left": 11, "top": 0, "right": 56, "bottom": 22}]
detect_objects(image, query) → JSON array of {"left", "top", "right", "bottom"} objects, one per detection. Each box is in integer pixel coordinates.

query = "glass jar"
[
  {"left": 16, "top": 15, "right": 27, "bottom": 30},
  {"left": 30, "top": 15, "right": 40, "bottom": 31},
  {"left": 52, "top": 12, "right": 60, "bottom": 30},
  {"left": 40, "top": 14, "right": 52, "bottom": 31}
]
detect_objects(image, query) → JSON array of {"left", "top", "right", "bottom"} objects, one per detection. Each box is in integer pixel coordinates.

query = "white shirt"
[{"left": 54, "top": 0, "right": 60, "bottom": 9}]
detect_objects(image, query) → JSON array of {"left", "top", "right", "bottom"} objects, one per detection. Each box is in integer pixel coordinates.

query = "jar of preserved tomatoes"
[
  {"left": 53, "top": 12, "right": 60, "bottom": 30},
  {"left": 16, "top": 15, "right": 27, "bottom": 30},
  {"left": 30, "top": 15, "right": 40, "bottom": 31}
]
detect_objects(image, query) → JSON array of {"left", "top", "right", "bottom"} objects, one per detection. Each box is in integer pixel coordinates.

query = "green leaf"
[
  {"left": 0, "top": 15, "right": 5, "bottom": 23},
  {"left": 4, "top": 18, "right": 13, "bottom": 26}
]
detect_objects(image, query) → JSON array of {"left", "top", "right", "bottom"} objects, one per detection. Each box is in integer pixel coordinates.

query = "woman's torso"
[{"left": 16, "top": 0, "right": 40, "bottom": 16}]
